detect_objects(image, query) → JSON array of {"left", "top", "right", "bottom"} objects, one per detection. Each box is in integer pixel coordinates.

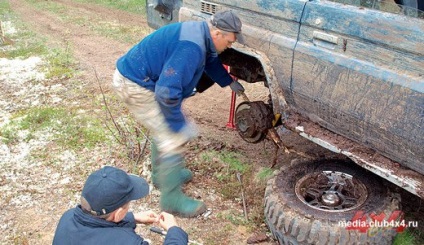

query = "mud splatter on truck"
[{"left": 146, "top": 0, "right": 423, "bottom": 244}]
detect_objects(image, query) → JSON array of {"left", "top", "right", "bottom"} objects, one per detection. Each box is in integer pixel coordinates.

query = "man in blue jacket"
[
  {"left": 53, "top": 166, "right": 188, "bottom": 245},
  {"left": 112, "top": 10, "right": 245, "bottom": 217}
]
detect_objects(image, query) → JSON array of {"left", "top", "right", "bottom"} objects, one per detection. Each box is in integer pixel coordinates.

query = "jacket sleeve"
[
  {"left": 204, "top": 55, "right": 233, "bottom": 87},
  {"left": 123, "top": 212, "right": 137, "bottom": 228},
  {"left": 164, "top": 226, "right": 189, "bottom": 245},
  {"left": 122, "top": 212, "right": 151, "bottom": 245},
  {"left": 155, "top": 42, "right": 203, "bottom": 132}
]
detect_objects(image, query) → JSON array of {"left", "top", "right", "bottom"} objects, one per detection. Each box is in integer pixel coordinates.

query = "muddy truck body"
[{"left": 147, "top": 0, "right": 423, "bottom": 244}]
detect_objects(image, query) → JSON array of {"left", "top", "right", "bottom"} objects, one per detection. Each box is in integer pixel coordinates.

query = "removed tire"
[{"left": 265, "top": 159, "right": 401, "bottom": 245}]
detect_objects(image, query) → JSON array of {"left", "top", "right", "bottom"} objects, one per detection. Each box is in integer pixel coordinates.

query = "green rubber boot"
[
  {"left": 157, "top": 154, "right": 207, "bottom": 218},
  {"left": 151, "top": 141, "right": 193, "bottom": 188}
]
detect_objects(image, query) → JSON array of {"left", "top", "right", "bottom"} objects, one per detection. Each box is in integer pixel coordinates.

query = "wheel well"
[{"left": 218, "top": 48, "right": 267, "bottom": 85}]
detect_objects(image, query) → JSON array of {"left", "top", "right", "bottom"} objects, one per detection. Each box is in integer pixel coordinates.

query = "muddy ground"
[{"left": 1, "top": 0, "right": 423, "bottom": 244}]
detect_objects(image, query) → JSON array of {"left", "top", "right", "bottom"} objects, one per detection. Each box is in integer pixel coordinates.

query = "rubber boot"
[
  {"left": 156, "top": 153, "right": 207, "bottom": 218},
  {"left": 151, "top": 141, "right": 193, "bottom": 188}
]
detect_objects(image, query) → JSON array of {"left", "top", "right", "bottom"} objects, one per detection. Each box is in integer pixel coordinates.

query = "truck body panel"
[
  {"left": 292, "top": 1, "right": 424, "bottom": 174},
  {"left": 146, "top": 0, "right": 424, "bottom": 197}
]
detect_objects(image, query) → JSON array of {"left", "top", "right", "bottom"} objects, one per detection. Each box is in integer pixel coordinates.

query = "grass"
[
  {"left": 91, "top": 21, "right": 149, "bottom": 44},
  {"left": 1, "top": 2, "right": 48, "bottom": 58},
  {"left": 2, "top": 0, "right": 149, "bottom": 169},
  {"left": 46, "top": 46, "right": 76, "bottom": 79},
  {"left": 192, "top": 149, "right": 272, "bottom": 231},
  {"left": 1, "top": 7, "right": 81, "bottom": 172},
  {"left": 0, "top": 34, "right": 48, "bottom": 59},
  {"left": 1, "top": 2, "right": 77, "bottom": 79},
  {"left": 196, "top": 150, "right": 248, "bottom": 200},
  {"left": 217, "top": 211, "right": 249, "bottom": 226},
  {"left": 256, "top": 167, "right": 274, "bottom": 181},
  {"left": 0, "top": 106, "right": 108, "bottom": 149},
  {"left": 394, "top": 229, "right": 421, "bottom": 245},
  {"left": 73, "top": 0, "right": 147, "bottom": 15},
  {"left": 26, "top": 0, "right": 66, "bottom": 14},
  {"left": 24, "top": 0, "right": 150, "bottom": 44},
  {"left": 0, "top": 0, "right": 9, "bottom": 12}
]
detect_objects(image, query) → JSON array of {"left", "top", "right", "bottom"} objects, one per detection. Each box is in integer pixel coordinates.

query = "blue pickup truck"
[{"left": 147, "top": 0, "right": 423, "bottom": 244}]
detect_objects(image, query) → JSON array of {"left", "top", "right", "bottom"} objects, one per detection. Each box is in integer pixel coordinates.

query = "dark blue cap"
[{"left": 82, "top": 166, "right": 149, "bottom": 215}]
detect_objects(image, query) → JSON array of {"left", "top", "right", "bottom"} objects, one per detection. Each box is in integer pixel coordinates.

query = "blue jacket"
[
  {"left": 116, "top": 21, "right": 233, "bottom": 132},
  {"left": 53, "top": 206, "right": 188, "bottom": 245}
]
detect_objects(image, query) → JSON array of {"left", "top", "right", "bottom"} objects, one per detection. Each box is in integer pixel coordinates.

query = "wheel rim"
[{"left": 295, "top": 170, "right": 368, "bottom": 212}]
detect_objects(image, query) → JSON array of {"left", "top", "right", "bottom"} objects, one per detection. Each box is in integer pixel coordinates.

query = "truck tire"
[{"left": 264, "top": 159, "right": 401, "bottom": 245}]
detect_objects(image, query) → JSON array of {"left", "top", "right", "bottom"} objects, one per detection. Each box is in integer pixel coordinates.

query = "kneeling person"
[{"left": 53, "top": 166, "right": 188, "bottom": 245}]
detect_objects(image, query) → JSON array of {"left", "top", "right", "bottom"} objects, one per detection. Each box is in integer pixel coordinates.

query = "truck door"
[
  {"left": 146, "top": 0, "right": 182, "bottom": 29},
  {"left": 291, "top": 0, "right": 424, "bottom": 172}
]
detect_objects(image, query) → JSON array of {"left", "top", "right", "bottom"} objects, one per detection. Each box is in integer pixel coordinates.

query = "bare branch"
[{"left": 93, "top": 67, "right": 124, "bottom": 145}]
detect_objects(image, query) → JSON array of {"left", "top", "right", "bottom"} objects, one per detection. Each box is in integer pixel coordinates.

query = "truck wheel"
[{"left": 264, "top": 159, "right": 401, "bottom": 245}]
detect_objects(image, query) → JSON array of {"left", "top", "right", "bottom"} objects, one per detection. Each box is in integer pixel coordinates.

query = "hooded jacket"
[{"left": 53, "top": 206, "right": 188, "bottom": 245}]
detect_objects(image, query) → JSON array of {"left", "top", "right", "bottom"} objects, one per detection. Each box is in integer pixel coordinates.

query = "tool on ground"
[
  {"left": 150, "top": 227, "right": 203, "bottom": 245},
  {"left": 236, "top": 172, "right": 248, "bottom": 221},
  {"left": 202, "top": 208, "right": 212, "bottom": 218}
]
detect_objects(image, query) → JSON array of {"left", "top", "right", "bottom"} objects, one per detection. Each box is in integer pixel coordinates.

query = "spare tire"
[{"left": 264, "top": 159, "right": 401, "bottom": 245}]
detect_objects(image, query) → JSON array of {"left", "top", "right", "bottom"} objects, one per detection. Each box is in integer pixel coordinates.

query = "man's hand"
[
  {"left": 134, "top": 210, "right": 159, "bottom": 224},
  {"left": 158, "top": 212, "right": 178, "bottom": 231},
  {"left": 156, "top": 121, "right": 198, "bottom": 155},
  {"left": 229, "top": 80, "right": 245, "bottom": 95}
]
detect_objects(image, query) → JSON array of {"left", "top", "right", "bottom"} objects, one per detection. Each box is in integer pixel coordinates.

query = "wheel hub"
[
  {"left": 295, "top": 170, "right": 368, "bottom": 212},
  {"left": 321, "top": 192, "right": 340, "bottom": 206},
  {"left": 235, "top": 101, "right": 274, "bottom": 143}
]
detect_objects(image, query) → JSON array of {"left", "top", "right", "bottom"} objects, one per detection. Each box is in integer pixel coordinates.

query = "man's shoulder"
[
  {"left": 180, "top": 20, "right": 205, "bottom": 31},
  {"left": 58, "top": 207, "right": 76, "bottom": 220},
  {"left": 54, "top": 211, "right": 144, "bottom": 245},
  {"left": 179, "top": 21, "right": 207, "bottom": 51}
]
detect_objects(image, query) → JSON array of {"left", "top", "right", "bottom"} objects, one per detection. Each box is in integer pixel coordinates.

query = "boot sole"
[{"left": 163, "top": 203, "right": 207, "bottom": 218}]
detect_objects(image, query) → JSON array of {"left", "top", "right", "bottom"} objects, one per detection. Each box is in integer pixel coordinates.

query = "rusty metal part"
[
  {"left": 235, "top": 101, "right": 273, "bottom": 143},
  {"left": 236, "top": 93, "right": 312, "bottom": 164},
  {"left": 268, "top": 128, "right": 290, "bottom": 154},
  {"left": 268, "top": 127, "right": 313, "bottom": 168}
]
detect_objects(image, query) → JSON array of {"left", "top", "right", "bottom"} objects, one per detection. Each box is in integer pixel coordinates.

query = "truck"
[{"left": 146, "top": 0, "right": 423, "bottom": 244}]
